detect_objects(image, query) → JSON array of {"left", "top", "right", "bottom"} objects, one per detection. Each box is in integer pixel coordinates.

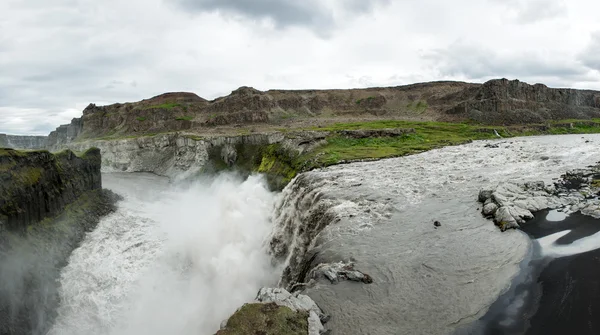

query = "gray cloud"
[
  {"left": 171, "top": 0, "right": 389, "bottom": 32},
  {"left": 426, "top": 42, "right": 593, "bottom": 85},
  {"left": 580, "top": 32, "right": 600, "bottom": 71},
  {"left": 1, "top": 0, "right": 599, "bottom": 135},
  {"left": 175, "top": 0, "right": 331, "bottom": 28}
]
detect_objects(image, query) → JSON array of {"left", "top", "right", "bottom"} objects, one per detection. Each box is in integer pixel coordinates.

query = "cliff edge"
[
  {"left": 0, "top": 148, "right": 101, "bottom": 231},
  {"left": 0, "top": 148, "right": 118, "bottom": 335}
]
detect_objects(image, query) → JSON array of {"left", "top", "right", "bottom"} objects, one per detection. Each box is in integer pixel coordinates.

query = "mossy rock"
[{"left": 216, "top": 303, "right": 308, "bottom": 335}]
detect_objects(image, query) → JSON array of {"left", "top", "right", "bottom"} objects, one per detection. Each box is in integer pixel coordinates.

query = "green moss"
[
  {"left": 256, "top": 144, "right": 298, "bottom": 188},
  {"left": 14, "top": 167, "right": 43, "bottom": 186},
  {"left": 217, "top": 303, "right": 308, "bottom": 335},
  {"left": 0, "top": 148, "right": 26, "bottom": 157},
  {"left": 136, "top": 117, "right": 147, "bottom": 122}
]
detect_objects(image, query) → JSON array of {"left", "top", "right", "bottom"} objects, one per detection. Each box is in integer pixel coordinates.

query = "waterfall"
[{"left": 48, "top": 172, "right": 278, "bottom": 335}]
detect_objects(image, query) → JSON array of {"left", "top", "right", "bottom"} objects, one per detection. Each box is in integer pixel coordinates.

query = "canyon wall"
[
  {"left": 41, "top": 79, "right": 600, "bottom": 147},
  {"left": 0, "top": 148, "right": 102, "bottom": 231},
  {"left": 0, "top": 148, "right": 118, "bottom": 335}
]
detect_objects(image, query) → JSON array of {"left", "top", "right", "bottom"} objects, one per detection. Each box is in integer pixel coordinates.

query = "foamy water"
[
  {"left": 537, "top": 210, "right": 600, "bottom": 258},
  {"left": 48, "top": 172, "right": 277, "bottom": 335}
]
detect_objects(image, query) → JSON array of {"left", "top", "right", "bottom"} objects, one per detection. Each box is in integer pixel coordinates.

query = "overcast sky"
[{"left": 1, "top": 0, "right": 599, "bottom": 135}]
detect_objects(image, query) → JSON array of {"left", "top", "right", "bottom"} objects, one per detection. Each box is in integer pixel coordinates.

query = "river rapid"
[{"left": 47, "top": 134, "right": 600, "bottom": 335}]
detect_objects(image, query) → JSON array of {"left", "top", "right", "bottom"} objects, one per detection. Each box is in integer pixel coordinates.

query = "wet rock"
[
  {"left": 478, "top": 189, "right": 494, "bottom": 203},
  {"left": 479, "top": 163, "right": 600, "bottom": 230},
  {"left": 309, "top": 262, "right": 373, "bottom": 284},
  {"left": 482, "top": 203, "right": 498, "bottom": 216}
]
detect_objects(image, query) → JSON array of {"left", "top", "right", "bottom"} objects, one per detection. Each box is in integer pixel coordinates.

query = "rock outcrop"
[
  {"left": 478, "top": 164, "right": 600, "bottom": 231},
  {"left": 447, "top": 79, "right": 600, "bottom": 124},
  {"left": 46, "top": 118, "right": 82, "bottom": 151},
  {"left": 0, "top": 148, "right": 118, "bottom": 335},
  {"left": 216, "top": 288, "right": 326, "bottom": 335}
]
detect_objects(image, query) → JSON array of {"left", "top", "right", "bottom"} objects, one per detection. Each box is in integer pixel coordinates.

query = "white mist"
[{"left": 48, "top": 173, "right": 278, "bottom": 335}]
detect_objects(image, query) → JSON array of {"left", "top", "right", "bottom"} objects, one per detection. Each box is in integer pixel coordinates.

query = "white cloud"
[{"left": 1, "top": 0, "right": 600, "bottom": 134}]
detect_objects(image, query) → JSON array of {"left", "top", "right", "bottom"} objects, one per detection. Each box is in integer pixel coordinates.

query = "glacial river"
[{"left": 48, "top": 134, "right": 600, "bottom": 335}]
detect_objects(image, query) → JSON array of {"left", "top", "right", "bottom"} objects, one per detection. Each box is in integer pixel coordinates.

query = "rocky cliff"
[
  {"left": 0, "top": 134, "right": 47, "bottom": 150},
  {"left": 0, "top": 148, "right": 102, "bottom": 231},
  {"left": 0, "top": 148, "right": 118, "bottom": 335},
  {"left": 447, "top": 78, "right": 600, "bottom": 124},
  {"left": 42, "top": 79, "right": 600, "bottom": 148},
  {"left": 61, "top": 131, "right": 328, "bottom": 190}
]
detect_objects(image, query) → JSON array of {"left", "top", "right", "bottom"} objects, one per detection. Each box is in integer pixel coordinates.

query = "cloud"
[
  {"left": 580, "top": 32, "right": 600, "bottom": 71},
  {"left": 1, "top": 0, "right": 600, "bottom": 135},
  {"left": 170, "top": 0, "right": 389, "bottom": 33},
  {"left": 0, "top": 107, "right": 81, "bottom": 135},
  {"left": 425, "top": 42, "right": 594, "bottom": 86},
  {"left": 490, "top": 0, "right": 567, "bottom": 24}
]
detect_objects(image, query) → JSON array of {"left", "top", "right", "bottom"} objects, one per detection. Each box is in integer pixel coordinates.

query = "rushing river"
[
  {"left": 48, "top": 173, "right": 278, "bottom": 335},
  {"left": 43, "top": 134, "right": 600, "bottom": 335}
]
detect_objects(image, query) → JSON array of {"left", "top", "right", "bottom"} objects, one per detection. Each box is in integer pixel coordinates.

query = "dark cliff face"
[
  {"left": 446, "top": 79, "right": 600, "bottom": 124},
  {"left": 0, "top": 148, "right": 101, "bottom": 232},
  {"left": 0, "top": 148, "right": 117, "bottom": 335}
]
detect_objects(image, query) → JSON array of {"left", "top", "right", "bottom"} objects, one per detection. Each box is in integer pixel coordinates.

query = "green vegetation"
[
  {"left": 145, "top": 103, "right": 182, "bottom": 110},
  {"left": 297, "top": 119, "right": 600, "bottom": 171},
  {"left": 217, "top": 303, "right": 308, "bottom": 335},
  {"left": 356, "top": 96, "right": 376, "bottom": 105},
  {"left": 406, "top": 100, "right": 429, "bottom": 113},
  {"left": 136, "top": 117, "right": 147, "bottom": 122},
  {"left": 16, "top": 167, "right": 43, "bottom": 186},
  {"left": 257, "top": 144, "right": 298, "bottom": 188},
  {"left": 176, "top": 116, "right": 194, "bottom": 121}
]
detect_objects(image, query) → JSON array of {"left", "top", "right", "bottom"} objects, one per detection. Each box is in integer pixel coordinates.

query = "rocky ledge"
[
  {"left": 217, "top": 288, "right": 327, "bottom": 335},
  {"left": 479, "top": 164, "right": 600, "bottom": 230}
]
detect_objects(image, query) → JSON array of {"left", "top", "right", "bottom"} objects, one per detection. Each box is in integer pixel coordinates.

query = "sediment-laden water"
[
  {"left": 270, "top": 134, "right": 600, "bottom": 335},
  {"left": 45, "top": 134, "right": 600, "bottom": 335}
]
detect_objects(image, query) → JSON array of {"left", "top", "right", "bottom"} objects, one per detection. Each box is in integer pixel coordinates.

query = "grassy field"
[{"left": 296, "top": 119, "right": 600, "bottom": 170}]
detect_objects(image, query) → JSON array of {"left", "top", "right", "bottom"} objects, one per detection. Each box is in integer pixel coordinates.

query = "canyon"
[{"left": 3, "top": 78, "right": 600, "bottom": 334}]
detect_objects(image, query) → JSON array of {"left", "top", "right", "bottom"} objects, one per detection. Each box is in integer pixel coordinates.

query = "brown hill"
[{"left": 47, "top": 78, "right": 600, "bottom": 144}]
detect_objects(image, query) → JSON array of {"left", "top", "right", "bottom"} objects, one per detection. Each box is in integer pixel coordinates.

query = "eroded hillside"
[{"left": 44, "top": 78, "right": 600, "bottom": 145}]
